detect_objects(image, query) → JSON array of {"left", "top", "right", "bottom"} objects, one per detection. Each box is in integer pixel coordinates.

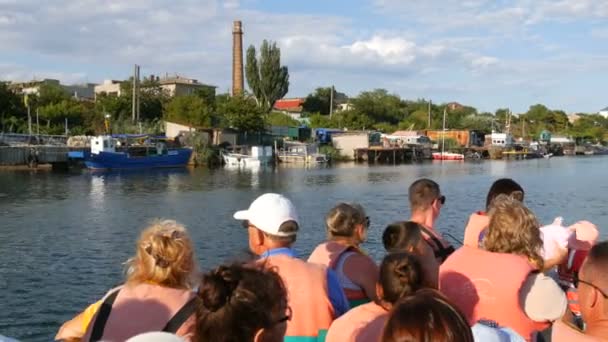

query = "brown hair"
[
  {"left": 325, "top": 203, "right": 367, "bottom": 238},
  {"left": 484, "top": 194, "right": 544, "bottom": 270},
  {"left": 584, "top": 241, "right": 608, "bottom": 286},
  {"left": 196, "top": 262, "right": 288, "bottom": 342},
  {"left": 381, "top": 289, "right": 474, "bottom": 342},
  {"left": 379, "top": 252, "right": 426, "bottom": 304},
  {"left": 486, "top": 178, "right": 524, "bottom": 209},
  {"left": 382, "top": 221, "right": 424, "bottom": 253},
  {"left": 125, "top": 219, "right": 196, "bottom": 289},
  {"left": 408, "top": 178, "right": 441, "bottom": 211}
]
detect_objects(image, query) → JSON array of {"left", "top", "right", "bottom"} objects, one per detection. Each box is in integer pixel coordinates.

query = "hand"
[{"left": 543, "top": 239, "right": 569, "bottom": 271}]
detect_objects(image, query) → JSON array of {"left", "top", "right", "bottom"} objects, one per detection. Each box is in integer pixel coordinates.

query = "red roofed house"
[{"left": 274, "top": 98, "right": 305, "bottom": 120}]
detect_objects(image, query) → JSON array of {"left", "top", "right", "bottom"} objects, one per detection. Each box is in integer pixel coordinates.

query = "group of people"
[{"left": 52, "top": 178, "right": 607, "bottom": 342}]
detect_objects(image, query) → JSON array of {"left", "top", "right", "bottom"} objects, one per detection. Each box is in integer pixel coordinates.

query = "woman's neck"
[{"left": 331, "top": 237, "right": 360, "bottom": 247}]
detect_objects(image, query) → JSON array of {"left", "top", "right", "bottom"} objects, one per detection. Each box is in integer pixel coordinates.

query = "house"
[
  {"left": 337, "top": 103, "right": 353, "bottom": 112},
  {"left": 568, "top": 113, "right": 582, "bottom": 123},
  {"left": 9, "top": 79, "right": 97, "bottom": 101},
  {"left": 599, "top": 107, "right": 608, "bottom": 118},
  {"left": 95, "top": 80, "right": 123, "bottom": 98},
  {"left": 158, "top": 75, "right": 216, "bottom": 97},
  {"left": 273, "top": 98, "right": 304, "bottom": 120},
  {"left": 446, "top": 102, "right": 464, "bottom": 111}
]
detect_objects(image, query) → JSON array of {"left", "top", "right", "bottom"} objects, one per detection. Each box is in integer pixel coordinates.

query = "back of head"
[
  {"left": 486, "top": 178, "right": 524, "bottom": 209},
  {"left": 325, "top": 202, "right": 367, "bottom": 239},
  {"left": 381, "top": 289, "right": 474, "bottom": 342},
  {"left": 379, "top": 252, "right": 425, "bottom": 304},
  {"left": 196, "top": 262, "right": 288, "bottom": 342},
  {"left": 583, "top": 240, "right": 608, "bottom": 289},
  {"left": 382, "top": 221, "right": 424, "bottom": 253},
  {"left": 126, "top": 219, "right": 196, "bottom": 289},
  {"left": 485, "top": 194, "right": 543, "bottom": 269},
  {"left": 408, "top": 178, "right": 440, "bottom": 212}
]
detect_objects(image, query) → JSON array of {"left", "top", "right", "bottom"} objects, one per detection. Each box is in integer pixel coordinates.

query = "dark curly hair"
[{"left": 195, "top": 262, "right": 288, "bottom": 342}]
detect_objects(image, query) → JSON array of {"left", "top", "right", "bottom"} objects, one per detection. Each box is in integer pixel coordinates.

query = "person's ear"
[{"left": 376, "top": 282, "right": 384, "bottom": 300}]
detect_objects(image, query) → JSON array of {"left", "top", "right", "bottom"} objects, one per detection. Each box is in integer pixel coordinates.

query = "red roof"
[{"left": 274, "top": 98, "right": 304, "bottom": 110}]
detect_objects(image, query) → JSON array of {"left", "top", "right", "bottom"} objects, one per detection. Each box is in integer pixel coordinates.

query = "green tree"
[
  {"left": 303, "top": 87, "right": 347, "bottom": 115},
  {"left": 165, "top": 95, "right": 213, "bottom": 127},
  {"left": 332, "top": 110, "right": 374, "bottom": 130},
  {"left": 217, "top": 95, "right": 266, "bottom": 133},
  {"left": 245, "top": 40, "right": 289, "bottom": 112},
  {"left": 350, "top": 89, "right": 405, "bottom": 124},
  {"left": 0, "top": 82, "right": 26, "bottom": 132},
  {"left": 38, "top": 100, "right": 85, "bottom": 134},
  {"left": 308, "top": 113, "right": 335, "bottom": 128},
  {"left": 266, "top": 111, "right": 300, "bottom": 127}
]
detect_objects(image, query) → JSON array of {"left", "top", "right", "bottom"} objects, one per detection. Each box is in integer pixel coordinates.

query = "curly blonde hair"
[
  {"left": 484, "top": 194, "right": 544, "bottom": 270},
  {"left": 125, "top": 219, "right": 197, "bottom": 289}
]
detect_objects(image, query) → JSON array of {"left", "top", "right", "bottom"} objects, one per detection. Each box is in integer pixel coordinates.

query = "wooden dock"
[
  {"left": 354, "top": 147, "right": 425, "bottom": 164},
  {"left": 0, "top": 146, "right": 69, "bottom": 168}
]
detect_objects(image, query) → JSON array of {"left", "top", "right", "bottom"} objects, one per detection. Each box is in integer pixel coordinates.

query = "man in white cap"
[{"left": 234, "top": 193, "right": 348, "bottom": 340}]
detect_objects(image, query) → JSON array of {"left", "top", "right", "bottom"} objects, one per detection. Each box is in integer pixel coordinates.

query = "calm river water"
[{"left": 1, "top": 157, "right": 607, "bottom": 341}]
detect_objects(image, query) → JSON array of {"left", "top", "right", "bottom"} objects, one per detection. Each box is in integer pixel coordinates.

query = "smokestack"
[{"left": 232, "top": 20, "right": 244, "bottom": 96}]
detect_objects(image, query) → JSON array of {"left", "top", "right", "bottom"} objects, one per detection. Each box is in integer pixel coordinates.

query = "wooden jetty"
[{"left": 354, "top": 147, "right": 424, "bottom": 164}]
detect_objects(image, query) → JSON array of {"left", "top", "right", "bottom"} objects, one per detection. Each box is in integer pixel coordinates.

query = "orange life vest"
[
  {"left": 325, "top": 302, "right": 387, "bottom": 342},
  {"left": 82, "top": 283, "right": 197, "bottom": 342},
  {"left": 308, "top": 241, "right": 368, "bottom": 305},
  {"left": 439, "top": 246, "right": 549, "bottom": 341},
  {"left": 264, "top": 254, "right": 335, "bottom": 340}
]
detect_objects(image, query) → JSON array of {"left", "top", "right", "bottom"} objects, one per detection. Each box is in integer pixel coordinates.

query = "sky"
[{"left": 1, "top": 0, "right": 607, "bottom": 113}]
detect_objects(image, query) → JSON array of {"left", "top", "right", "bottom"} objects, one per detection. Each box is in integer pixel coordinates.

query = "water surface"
[{"left": 1, "top": 157, "right": 607, "bottom": 340}]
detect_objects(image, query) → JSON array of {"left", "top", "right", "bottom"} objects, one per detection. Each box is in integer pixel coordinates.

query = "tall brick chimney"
[{"left": 232, "top": 20, "right": 244, "bottom": 96}]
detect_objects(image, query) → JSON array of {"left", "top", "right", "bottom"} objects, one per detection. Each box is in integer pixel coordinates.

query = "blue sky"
[{"left": 1, "top": 0, "right": 607, "bottom": 113}]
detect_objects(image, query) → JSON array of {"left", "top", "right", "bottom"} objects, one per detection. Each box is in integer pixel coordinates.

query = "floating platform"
[{"left": 354, "top": 147, "right": 426, "bottom": 164}]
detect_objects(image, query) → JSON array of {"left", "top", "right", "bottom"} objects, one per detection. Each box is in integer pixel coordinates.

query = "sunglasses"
[
  {"left": 437, "top": 195, "right": 446, "bottom": 205},
  {"left": 574, "top": 274, "right": 608, "bottom": 299},
  {"left": 241, "top": 220, "right": 251, "bottom": 229},
  {"left": 365, "top": 216, "right": 371, "bottom": 228}
]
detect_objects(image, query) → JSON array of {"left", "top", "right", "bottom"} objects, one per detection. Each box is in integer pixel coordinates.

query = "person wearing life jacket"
[
  {"left": 56, "top": 219, "right": 200, "bottom": 342},
  {"left": 308, "top": 203, "right": 378, "bottom": 308},
  {"left": 195, "top": 262, "right": 290, "bottom": 342},
  {"left": 233, "top": 193, "right": 349, "bottom": 342},
  {"left": 325, "top": 252, "right": 428, "bottom": 342},
  {"left": 440, "top": 195, "right": 567, "bottom": 341},
  {"left": 407, "top": 178, "right": 454, "bottom": 263},
  {"left": 463, "top": 178, "right": 524, "bottom": 248},
  {"left": 382, "top": 221, "right": 440, "bottom": 288},
  {"left": 553, "top": 241, "right": 608, "bottom": 342}
]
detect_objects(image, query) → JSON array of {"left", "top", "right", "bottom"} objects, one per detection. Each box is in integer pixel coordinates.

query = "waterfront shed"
[{"left": 331, "top": 132, "right": 369, "bottom": 159}]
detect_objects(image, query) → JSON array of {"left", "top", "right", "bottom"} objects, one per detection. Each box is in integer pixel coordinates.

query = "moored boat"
[
  {"left": 432, "top": 152, "right": 465, "bottom": 161},
  {"left": 84, "top": 135, "right": 192, "bottom": 170},
  {"left": 222, "top": 146, "right": 273, "bottom": 168}
]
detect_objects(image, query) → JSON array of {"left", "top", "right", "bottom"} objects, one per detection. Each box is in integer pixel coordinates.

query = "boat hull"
[
  {"left": 84, "top": 149, "right": 192, "bottom": 170},
  {"left": 432, "top": 152, "right": 465, "bottom": 161}
]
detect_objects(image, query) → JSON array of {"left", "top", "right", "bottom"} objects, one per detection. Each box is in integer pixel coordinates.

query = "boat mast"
[{"left": 442, "top": 107, "right": 446, "bottom": 156}]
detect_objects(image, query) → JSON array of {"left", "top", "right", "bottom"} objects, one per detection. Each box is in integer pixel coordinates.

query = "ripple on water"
[{"left": 1, "top": 158, "right": 608, "bottom": 341}]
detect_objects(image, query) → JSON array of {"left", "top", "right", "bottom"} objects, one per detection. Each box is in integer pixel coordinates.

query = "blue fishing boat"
[{"left": 84, "top": 135, "right": 192, "bottom": 170}]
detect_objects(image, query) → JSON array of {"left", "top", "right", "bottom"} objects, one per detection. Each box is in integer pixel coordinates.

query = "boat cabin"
[{"left": 91, "top": 136, "right": 116, "bottom": 155}]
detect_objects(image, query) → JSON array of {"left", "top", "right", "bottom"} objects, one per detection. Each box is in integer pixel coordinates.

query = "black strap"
[
  {"left": 162, "top": 297, "right": 199, "bottom": 333},
  {"left": 89, "top": 289, "right": 121, "bottom": 342},
  {"left": 419, "top": 226, "right": 455, "bottom": 262}
]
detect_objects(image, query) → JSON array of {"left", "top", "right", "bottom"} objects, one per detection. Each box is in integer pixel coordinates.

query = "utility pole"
[
  {"left": 132, "top": 64, "right": 140, "bottom": 123},
  {"left": 329, "top": 85, "right": 334, "bottom": 118},
  {"left": 36, "top": 107, "right": 39, "bottom": 136},
  {"left": 427, "top": 100, "right": 432, "bottom": 128}
]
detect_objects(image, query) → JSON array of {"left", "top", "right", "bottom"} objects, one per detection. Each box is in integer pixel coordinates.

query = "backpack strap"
[
  {"left": 162, "top": 297, "right": 199, "bottom": 333},
  {"left": 89, "top": 289, "right": 121, "bottom": 342},
  {"left": 419, "top": 226, "right": 455, "bottom": 262}
]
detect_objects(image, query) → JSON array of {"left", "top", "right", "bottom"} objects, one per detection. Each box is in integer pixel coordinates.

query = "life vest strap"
[
  {"left": 162, "top": 297, "right": 198, "bottom": 333},
  {"left": 90, "top": 289, "right": 121, "bottom": 342},
  {"left": 419, "top": 226, "right": 455, "bottom": 262}
]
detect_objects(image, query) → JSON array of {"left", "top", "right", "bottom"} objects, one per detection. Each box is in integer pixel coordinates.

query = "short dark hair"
[
  {"left": 265, "top": 220, "right": 299, "bottom": 244},
  {"left": 585, "top": 241, "right": 608, "bottom": 285},
  {"left": 408, "top": 179, "right": 441, "bottom": 211},
  {"left": 381, "top": 289, "right": 474, "bottom": 342},
  {"left": 379, "top": 252, "right": 425, "bottom": 304},
  {"left": 486, "top": 178, "right": 524, "bottom": 209},
  {"left": 196, "top": 262, "right": 288, "bottom": 342},
  {"left": 382, "top": 221, "right": 424, "bottom": 253}
]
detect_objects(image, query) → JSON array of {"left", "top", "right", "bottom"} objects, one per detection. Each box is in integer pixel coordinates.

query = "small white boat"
[
  {"left": 432, "top": 152, "right": 465, "bottom": 161},
  {"left": 276, "top": 141, "right": 329, "bottom": 164},
  {"left": 222, "top": 146, "right": 272, "bottom": 168}
]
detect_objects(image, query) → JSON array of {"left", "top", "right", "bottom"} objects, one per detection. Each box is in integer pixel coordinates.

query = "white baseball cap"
[{"left": 233, "top": 193, "right": 300, "bottom": 237}]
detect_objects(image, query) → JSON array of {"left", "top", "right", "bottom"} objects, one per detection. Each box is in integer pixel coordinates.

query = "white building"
[
  {"left": 599, "top": 107, "right": 608, "bottom": 118},
  {"left": 10, "top": 79, "right": 96, "bottom": 101},
  {"left": 94, "top": 80, "right": 123, "bottom": 98},
  {"left": 490, "top": 132, "right": 514, "bottom": 147}
]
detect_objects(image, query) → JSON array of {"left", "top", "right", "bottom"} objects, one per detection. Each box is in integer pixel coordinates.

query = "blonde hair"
[
  {"left": 125, "top": 219, "right": 197, "bottom": 289},
  {"left": 325, "top": 203, "right": 367, "bottom": 239},
  {"left": 484, "top": 195, "right": 544, "bottom": 270}
]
